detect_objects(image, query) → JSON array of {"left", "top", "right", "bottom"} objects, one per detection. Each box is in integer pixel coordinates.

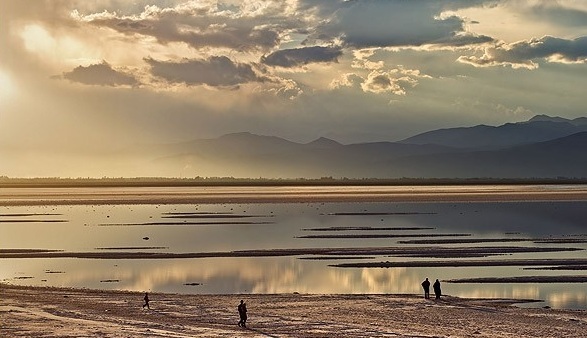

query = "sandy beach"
[{"left": 1, "top": 284, "right": 586, "bottom": 338}]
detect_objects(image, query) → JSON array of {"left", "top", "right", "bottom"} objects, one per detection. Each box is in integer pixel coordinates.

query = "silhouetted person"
[
  {"left": 237, "top": 300, "right": 247, "bottom": 328},
  {"left": 143, "top": 292, "right": 150, "bottom": 309},
  {"left": 433, "top": 279, "right": 442, "bottom": 300},
  {"left": 421, "top": 278, "right": 431, "bottom": 299}
]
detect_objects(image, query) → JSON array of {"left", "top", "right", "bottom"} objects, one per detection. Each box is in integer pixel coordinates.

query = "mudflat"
[{"left": 1, "top": 284, "right": 586, "bottom": 338}]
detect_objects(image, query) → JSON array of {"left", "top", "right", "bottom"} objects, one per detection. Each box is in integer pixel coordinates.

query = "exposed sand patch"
[
  {"left": 304, "top": 226, "right": 435, "bottom": 231},
  {"left": 333, "top": 258, "right": 587, "bottom": 268},
  {"left": 446, "top": 276, "right": 587, "bottom": 283},
  {"left": 399, "top": 238, "right": 587, "bottom": 244},
  {"left": 298, "top": 233, "right": 472, "bottom": 239},
  {"left": 98, "top": 221, "right": 274, "bottom": 226},
  {"left": 525, "top": 265, "right": 587, "bottom": 271},
  {"left": 0, "top": 246, "right": 581, "bottom": 259}
]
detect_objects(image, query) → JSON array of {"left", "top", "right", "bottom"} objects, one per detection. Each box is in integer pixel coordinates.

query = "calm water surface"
[{"left": 1, "top": 187, "right": 586, "bottom": 309}]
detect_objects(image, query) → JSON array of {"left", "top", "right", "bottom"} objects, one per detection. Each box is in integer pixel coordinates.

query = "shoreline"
[
  {"left": 2, "top": 184, "right": 587, "bottom": 206},
  {"left": 1, "top": 284, "right": 586, "bottom": 338},
  {"left": 3, "top": 185, "right": 587, "bottom": 336}
]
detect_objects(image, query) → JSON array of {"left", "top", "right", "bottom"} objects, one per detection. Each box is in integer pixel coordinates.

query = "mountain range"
[{"left": 147, "top": 115, "right": 587, "bottom": 179}]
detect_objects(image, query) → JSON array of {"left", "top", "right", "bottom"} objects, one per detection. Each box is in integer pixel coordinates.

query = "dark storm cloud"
[
  {"left": 304, "top": 0, "right": 494, "bottom": 48},
  {"left": 459, "top": 36, "right": 587, "bottom": 68},
  {"left": 145, "top": 56, "right": 263, "bottom": 87},
  {"left": 261, "top": 46, "right": 343, "bottom": 68},
  {"left": 62, "top": 62, "right": 138, "bottom": 86}
]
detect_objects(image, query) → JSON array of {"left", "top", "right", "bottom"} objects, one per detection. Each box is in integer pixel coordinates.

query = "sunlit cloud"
[
  {"left": 72, "top": 1, "right": 299, "bottom": 53},
  {"left": 329, "top": 73, "right": 362, "bottom": 90},
  {"left": 458, "top": 35, "right": 587, "bottom": 69},
  {"left": 361, "top": 70, "right": 407, "bottom": 95},
  {"left": 264, "top": 77, "right": 303, "bottom": 100}
]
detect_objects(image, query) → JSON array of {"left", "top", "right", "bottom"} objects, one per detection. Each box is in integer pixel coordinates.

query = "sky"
[{"left": 1, "top": 0, "right": 587, "bottom": 177}]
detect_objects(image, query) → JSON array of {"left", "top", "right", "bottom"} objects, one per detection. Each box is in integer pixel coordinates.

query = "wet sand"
[
  {"left": 446, "top": 276, "right": 587, "bottom": 283},
  {"left": 0, "top": 246, "right": 582, "bottom": 259},
  {"left": 332, "top": 258, "right": 587, "bottom": 268},
  {"left": 2, "top": 185, "right": 587, "bottom": 205},
  {"left": 1, "top": 284, "right": 586, "bottom": 338}
]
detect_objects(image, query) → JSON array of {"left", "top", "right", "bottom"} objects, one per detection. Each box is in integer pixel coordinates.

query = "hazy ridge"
[{"left": 150, "top": 115, "right": 587, "bottom": 179}]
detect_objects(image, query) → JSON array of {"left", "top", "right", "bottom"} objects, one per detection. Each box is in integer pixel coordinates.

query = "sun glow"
[
  {"left": 0, "top": 70, "right": 16, "bottom": 101},
  {"left": 19, "top": 24, "right": 102, "bottom": 68}
]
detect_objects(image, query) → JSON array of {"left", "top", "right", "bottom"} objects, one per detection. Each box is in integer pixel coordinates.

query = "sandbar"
[
  {"left": 0, "top": 246, "right": 581, "bottom": 260},
  {"left": 2, "top": 185, "right": 587, "bottom": 206}
]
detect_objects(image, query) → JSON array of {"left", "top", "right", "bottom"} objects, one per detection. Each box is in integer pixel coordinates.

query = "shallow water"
[{"left": 1, "top": 189, "right": 587, "bottom": 309}]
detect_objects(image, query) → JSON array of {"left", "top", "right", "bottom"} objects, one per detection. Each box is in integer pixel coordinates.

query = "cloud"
[
  {"left": 331, "top": 64, "right": 429, "bottom": 96},
  {"left": 73, "top": 1, "right": 496, "bottom": 55},
  {"left": 329, "top": 73, "right": 363, "bottom": 90},
  {"left": 458, "top": 35, "right": 587, "bottom": 69},
  {"left": 265, "top": 77, "right": 303, "bottom": 100},
  {"left": 73, "top": 2, "right": 302, "bottom": 52},
  {"left": 307, "top": 0, "right": 493, "bottom": 48},
  {"left": 361, "top": 70, "right": 417, "bottom": 95},
  {"left": 261, "top": 46, "right": 343, "bottom": 68},
  {"left": 362, "top": 71, "right": 402, "bottom": 95},
  {"left": 521, "top": 0, "right": 587, "bottom": 28},
  {"left": 62, "top": 61, "right": 138, "bottom": 86},
  {"left": 145, "top": 56, "right": 264, "bottom": 87}
]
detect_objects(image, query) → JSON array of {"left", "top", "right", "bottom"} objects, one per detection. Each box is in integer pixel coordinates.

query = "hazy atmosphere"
[{"left": 2, "top": 0, "right": 587, "bottom": 177}]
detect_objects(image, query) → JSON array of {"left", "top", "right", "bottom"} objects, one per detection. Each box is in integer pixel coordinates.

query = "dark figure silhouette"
[
  {"left": 433, "top": 279, "right": 442, "bottom": 300},
  {"left": 421, "top": 278, "right": 431, "bottom": 299},
  {"left": 237, "top": 300, "right": 247, "bottom": 328},
  {"left": 143, "top": 292, "right": 150, "bottom": 309},
  {"left": 237, "top": 300, "right": 247, "bottom": 327}
]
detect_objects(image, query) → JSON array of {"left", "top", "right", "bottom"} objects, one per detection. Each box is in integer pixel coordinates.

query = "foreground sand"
[{"left": 1, "top": 284, "right": 586, "bottom": 337}]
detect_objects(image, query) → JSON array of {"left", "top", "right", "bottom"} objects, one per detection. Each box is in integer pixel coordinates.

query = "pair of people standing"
[{"left": 421, "top": 278, "right": 441, "bottom": 300}]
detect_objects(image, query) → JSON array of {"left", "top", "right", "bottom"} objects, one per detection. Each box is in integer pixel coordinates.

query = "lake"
[{"left": 1, "top": 185, "right": 586, "bottom": 309}]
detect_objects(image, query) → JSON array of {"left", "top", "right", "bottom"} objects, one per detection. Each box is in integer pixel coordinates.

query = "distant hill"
[
  {"left": 399, "top": 116, "right": 587, "bottom": 149},
  {"left": 393, "top": 132, "right": 587, "bottom": 178},
  {"left": 529, "top": 115, "right": 587, "bottom": 126},
  {"left": 154, "top": 133, "right": 457, "bottom": 178},
  {"left": 305, "top": 137, "right": 343, "bottom": 149},
  {"left": 147, "top": 115, "right": 587, "bottom": 179}
]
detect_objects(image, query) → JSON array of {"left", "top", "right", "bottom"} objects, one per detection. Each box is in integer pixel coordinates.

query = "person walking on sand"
[
  {"left": 433, "top": 279, "right": 442, "bottom": 300},
  {"left": 143, "top": 292, "right": 150, "bottom": 309},
  {"left": 237, "top": 300, "right": 247, "bottom": 328},
  {"left": 421, "top": 278, "right": 431, "bottom": 299}
]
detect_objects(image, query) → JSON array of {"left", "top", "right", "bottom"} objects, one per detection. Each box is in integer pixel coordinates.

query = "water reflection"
[{"left": 1, "top": 195, "right": 587, "bottom": 309}]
